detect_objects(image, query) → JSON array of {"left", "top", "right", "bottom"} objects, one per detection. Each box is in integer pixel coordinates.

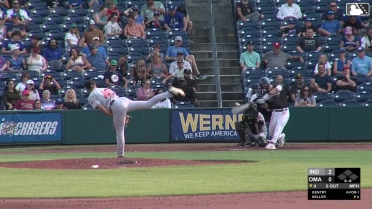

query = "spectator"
[
  {"left": 141, "top": 0, "right": 165, "bottom": 22},
  {"left": 239, "top": 40, "right": 260, "bottom": 70},
  {"left": 168, "top": 51, "right": 192, "bottom": 74},
  {"left": 39, "top": 74, "right": 61, "bottom": 95},
  {"left": 165, "top": 36, "right": 206, "bottom": 79},
  {"left": 46, "top": 0, "right": 64, "bottom": 9},
  {"left": 64, "top": 23, "right": 80, "bottom": 52},
  {"left": 162, "top": 58, "right": 187, "bottom": 84},
  {"left": 52, "top": 98, "right": 67, "bottom": 110},
  {"left": 130, "top": 5, "right": 145, "bottom": 28},
  {"left": 171, "top": 76, "right": 197, "bottom": 106},
  {"left": 6, "top": 45, "right": 25, "bottom": 72},
  {"left": 294, "top": 85, "right": 316, "bottom": 107},
  {"left": 42, "top": 39, "right": 63, "bottom": 70},
  {"left": 66, "top": 48, "right": 91, "bottom": 72},
  {"left": 151, "top": 89, "right": 171, "bottom": 108},
  {"left": 351, "top": 47, "right": 372, "bottom": 76},
  {"left": 279, "top": 18, "right": 298, "bottom": 37},
  {"left": 69, "top": 0, "right": 83, "bottom": 9},
  {"left": 146, "top": 51, "right": 168, "bottom": 79},
  {"left": 0, "top": 12, "right": 6, "bottom": 41},
  {"left": 93, "top": 7, "right": 108, "bottom": 30},
  {"left": 106, "top": 2, "right": 120, "bottom": 18},
  {"left": 0, "top": 0, "right": 9, "bottom": 10},
  {"left": 333, "top": 48, "right": 351, "bottom": 76},
  {"left": 130, "top": 59, "right": 146, "bottom": 79},
  {"left": 117, "top": 54, "right": 129, "bottom": 78},
  {"left": 81, "top": 36, "right": 107, "bottom": 58},
  {"left": 33, "top": 99, "right": 42, "bottom": 110},
  {"left": 340, "top": 26, "right": 359, "bottom": 52},
  {"left": 335, "top": 67, "right": 356, "bottom": 92},
  {"left": 79, "top": 19, "right": 105, "bottom": 47},
  {"left": 164, "top": 5, "right": 187, "bottom": 31},
  {"left": 104, "top": 59, "right": 127, "bottom": 88},
  {"left": 343, "top": 16, "right": 367, "bottom": 35},
  {"left": 25, "top": 80, "right": 40, "bottom": 101},
  {"left": 177, "top": 5, "right": 193, "bottom": 35},
  {"left": 1, "top": 30, "right": 26, "bottom": 54},
  {"left": 123, "top": 14, "right": 145, "bottom": 39},
  {"left": 87, "top": 44, "right": 109, "bottom": 71},
  {"left": 25, "top": 35, "right": 41, "bottom": 54},
  {"left": 0, "top": 54, "right": 8, "bottom": 71},
  {"left": 318, "top": 10, "right": 342, "bottom": 36},
  {"left": 135, "top": 79, "right": 154, "bottom": 101},
  {"left": 361, "top": 26, "right": 372, "bottom": 57},
  {"left": 296, "top": 28, "right": 322, "bottom": 53},
  {"left": 40, "top": 90, "right": 55, "bottom": 110},
  {"left": 321, "top": 1, "right": 343, "bottom": 21},
  {"left": 6, "top": 13, "right": 26, "bottom": 39},
  {"left": 132, "top": 66, "right": 146, "bottom": 86},
  {"left": 63, "top": 88, "right": 82, "bottom": 109},
  {"left": 26, "top": 47, "right": 47, "bottom": 73},
  {"left": 14, "top": 90, "right": 34, "bottom": 110},
  {"left": 314, "top": 54, "right": 332, "bottom": 76},
  {"left": 6, "top": 0, "right": 30, "bottom": 24},
  {"left": 3, "top": 79, "right": 20, "bottom": 110},
  {"left": 310, "top": 63, "right": 332, "bottom": 93},
  {"left": 299, "top": 18, "right": 317, "bottom": 37},
  {"left": 88, "top": 0, "right": 104, "bottom": 9},
  {"left": 145, "top": 10, "right": 164, "bottom": 30},
  {"left": 290, "top": 74, "right": 306, "bottom": 103},
  {"left": 104, "top": 13, "right": 123, "bottom": 39},
  {"left": 15, "top": 72, "right": 28, "bottom": 94},
  {"left": 262, "top": 42, "right": 303, "bottom": 69},
  {"left": 182, "top": 68, "right": 197, "bottom": 92},
  {"left": 276, "top": 0, "right": 302, "bottom": 21},
  {"left": 146, "top": 44, "right": 165, "bottom": 62},
  {"left": 236, "top": 0, "right": 262, "bottom": 22}
]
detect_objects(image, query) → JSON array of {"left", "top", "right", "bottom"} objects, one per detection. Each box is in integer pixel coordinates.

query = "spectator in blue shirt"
[
  {"left": 69, "top": 0, "right": 82, "bottom": 8},
  {"left": 165, "top": 36, "right": 206, "bottom": 80},
  {"left": 87, "top": 44, "right": 109, "bottom": 71},
  {"left": 1, "top": 30, "right": 26, "bottom": 54},
  {"left": 164, "top": 5, "right": 187, "bottom": 31},
  {"left": 42, "top": 39, "right": 63, "bottom": 71},
  {"left": 351, "top": 47, "right": 372, "bottom": 76},
  {"left": 318, "top": 10, "right": 341, "bottom": 36},
  {"left": 81, "top": 36, "right": 107, "bottom": 58}
]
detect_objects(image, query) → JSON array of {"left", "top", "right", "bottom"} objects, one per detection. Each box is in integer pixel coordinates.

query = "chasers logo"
[
  {"left": 346, "top": 3, "right": 370, "bottom": 16},
  {"left": 0, "top": 118, "right": 59, "bottom": 136}
]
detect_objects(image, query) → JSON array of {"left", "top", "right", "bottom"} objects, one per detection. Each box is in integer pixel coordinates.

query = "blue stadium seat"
[
  {"left": 167, "top": 29, "right": 188, "bottom": 40},
  {"left": 29, "top": 14, "right": 45, "bottom": 24},
  {"left": 317, "top": 99, "right": 337, "bottom": 107},
  {"left": 82, "top": 70, "right": 102, "bottom": 80},
  {"left": 41, "top": 22, "right": 60, "bottom": 32},
  {"left": 62, "top": 70, "right": 82, "bottom": 80},
  {"left": 66, "top": 77, "right": 86, "bottom": 89},
  {"left": 357, "top": 82, "right": 372, "bottom": 92},
  {"left": 334, "top": 90, "right": 355, "bottom": 103},
  {"left": 237, "top": 21, "right": 259, "bottom": 31},
  {"left": 28, "top": 1, "right": 46, "bottom": 10},
  {"left": 355, "top": 91, "right": 372, "bottom": 102},
  {"left": 50, "top": 8, "right": 69, "bottom": 16},
  {"left": 146, "top": 28, "right": 166, "bottom": 39},
  {"left": 314, "top": 92, "right": 333, "bottom": 103},
  {"left": 30, "top": 8, "right": 50, "bottom": 17},
  {"left": 355, "top": 74, "right": 371, "bottom": 85},
  {"left": 46, "top": 30, "right": 65, "bottom": 41},
  {"left": 125, "top": 38, "right": 147, "bottom": 47},
  {"left": 362, "top": 99, "right": 372, "bottom": 106},
  {"left": 45, "top": 14, "right": 65, "bottom": 24},
  {"left": 340, "top": 99, "right": 361, "bottom": 107},
  {"left": 105, "top": 38, "right": 125, "bottom": 46},
  {"left": 128, "top": 45, "right": 148, "bottom": 55},
  {"left": 173, "top": 102, "right": 195, "bottom": 108},
  {"left": 107, "top": 46, "right": 128, "bottom": 55},
  {"left": 64, "top": 14, "right": 85, "bottom": 24},
  {"left": 323, "top": 42, "right": 340, "bottom": 53},
  {"left": 69, "top": 8, "right": 88, "bottom": 16},
  {"left": 0, "top": 72, "right": 16, "bottom": 81},
  {"left": 91, "top": 77, "right": 105, "bottom": 88}
]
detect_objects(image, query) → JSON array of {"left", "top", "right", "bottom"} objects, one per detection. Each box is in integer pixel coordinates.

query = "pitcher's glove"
[{"left": 125, "top": 115, "right": 132, "bottom": 128}]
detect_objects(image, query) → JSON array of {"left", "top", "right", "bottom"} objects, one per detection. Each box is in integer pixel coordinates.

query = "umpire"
[{"left": 264, "top": 81, "right": 290, "bottom": 150}]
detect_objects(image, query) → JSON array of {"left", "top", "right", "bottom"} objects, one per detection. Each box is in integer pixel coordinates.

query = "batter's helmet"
[{"left": 259, "top": 77, "right": 270, "bottom": 85}]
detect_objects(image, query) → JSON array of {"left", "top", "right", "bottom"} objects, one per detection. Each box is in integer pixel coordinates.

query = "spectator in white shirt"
[{"left": 276, "top": 0, "right": 302, "bottom": 21}]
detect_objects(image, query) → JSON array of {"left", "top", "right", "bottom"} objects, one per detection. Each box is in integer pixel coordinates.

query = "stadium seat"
[
  {"left": 69, "top": 8, "right": 88, "bottom": 16},
  {"left": 0, "top": 72, "right": 16, "bottom": 81},
  {"left": 357, "top": 82, "right": 372, "bottom": 92},
  {"left": 355, "top": 91, "right": 372, "bottom": 102},
  {"left": 173, "top": 102, "right": 195, "bottom": 108},
  {"left": 62, "top": 70, "right": 83, "bottom": 80},
  {"left": 105, "top": 38, "right": 125, "bottom": 46},
  {"left": 323, "top": 42, "right": 340, "bottom": 53},
  {"left": 64, "top": 14, "right": 85, "bottom": 24},
  {"left": 317, "top": 99, "right": 337, "bottom": 107},
  {"left": 167, "top": 29, "right": 188, "bottom": 40},
  {"left": 30, "top": 8, "right": 50, "bottom": 17},
  {"left": 40, "top": 22, "right": 60, "bottom": 32},
  {"left": 50, "top": 8, "right": 69, "bottom": 16},
  {"left": 91, "top": 77, "right": 105, "bottom": 88},
  {"left": 362, "top": 99, "right": 372, "bottom": 106},
  {"left": 313, "top": 92, "right": 333, "bottom": 103},
  {"left": 334, "top": 90, "right": 355, "bottom": 103},
  {"left": 82, "top": 70, "right": 102, "bottom": 80},
  {"left": 29, "top": 14, "right": 45, "bottom": 24},
  {"left": 340, "top": 99, "right": 361, "bottom": 107},
  {"left": 66, "top": 77, "right": 86, "bottom": 89},
  {"left": 146, "top": 28, "right": 166, "bottom": 39},
  {"left": 46, "top": 30, "right": 65, "bottom": 41},
  {"left": 45, "top": 14, "right": 65, "bottom": 24},
  {"left": 237, "top": 21, "right": 259, "bottom": 31},
  {"left": 108, "top": 46, "right": 128, "bottom": 55}
]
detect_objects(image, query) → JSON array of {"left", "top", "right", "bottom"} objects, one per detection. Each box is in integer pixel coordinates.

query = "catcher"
[{"left": 235, "top": 102, "right": 267, "bottom": 147}]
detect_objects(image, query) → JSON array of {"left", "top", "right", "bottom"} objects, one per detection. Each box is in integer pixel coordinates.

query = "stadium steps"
[{"left": 187, "top": 0, "right": 243, "bottom": 107}]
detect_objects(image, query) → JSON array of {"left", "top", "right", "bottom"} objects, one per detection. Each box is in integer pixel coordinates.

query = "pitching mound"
[{"left": 0, "top": 158, "right": 253, "bottom": 169}]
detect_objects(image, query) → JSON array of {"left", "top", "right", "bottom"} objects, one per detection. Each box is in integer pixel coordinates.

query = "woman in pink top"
[{"left": 135, "top": 79, "right": 154, "bottom": 101}]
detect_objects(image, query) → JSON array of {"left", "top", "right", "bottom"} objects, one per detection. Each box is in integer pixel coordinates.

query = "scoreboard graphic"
[{"left": 308, "top": 168, "right": 360, "bottom": 200}]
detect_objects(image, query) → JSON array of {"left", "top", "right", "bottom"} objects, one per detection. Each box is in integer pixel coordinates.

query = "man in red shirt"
[{"left": 14, "top": 90, "right": 34, "bottom": 110}]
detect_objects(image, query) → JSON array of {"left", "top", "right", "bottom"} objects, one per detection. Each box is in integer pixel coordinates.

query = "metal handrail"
[{"left": 209, "top": 0, "right": 222, "bottom": 107}]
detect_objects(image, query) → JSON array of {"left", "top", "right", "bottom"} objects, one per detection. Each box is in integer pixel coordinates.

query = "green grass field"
[{"left": 0, "top": 145, "right": 370, "bottom": 198}]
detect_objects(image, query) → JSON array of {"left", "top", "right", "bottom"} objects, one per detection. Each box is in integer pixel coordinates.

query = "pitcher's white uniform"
[{"left": 88, "top": 87, "right": 175, "bottom": 157}]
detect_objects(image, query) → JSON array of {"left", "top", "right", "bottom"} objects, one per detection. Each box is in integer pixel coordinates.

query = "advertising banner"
[
  {"left": 0, "top": 112, "right": 63, "bottom": 143},
  {"left": 171, "top": 109, "right": 242, "bottom": 142}
]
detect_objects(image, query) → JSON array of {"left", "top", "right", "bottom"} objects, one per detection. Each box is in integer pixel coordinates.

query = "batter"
[{"left": 85, "top": 80, "right": 185, "bottom": 158}]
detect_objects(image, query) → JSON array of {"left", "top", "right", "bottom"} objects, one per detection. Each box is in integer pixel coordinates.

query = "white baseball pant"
[
  {"left": 269, "top": 108, "right": 290, "bottom": 144},
  {"left": 110, "top": 92, "right": 173, "bottom": 157}
]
